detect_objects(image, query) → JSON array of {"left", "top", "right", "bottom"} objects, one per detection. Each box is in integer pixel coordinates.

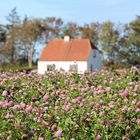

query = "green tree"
[
  {"left": 5, "top": 7, "right": 20, "bottom": 63},
  {"left": 42, "top": 17, "right": 63, "bottom": 42},
  {"left": 128, "top": 16, "right": 140, "bottom": 64},
  {"left": 116, "top": 24, "right": 131, "bottom": 64},
  {"left": 100, "top": 21, "right": 120, "bottom": 65},
  {"left": 118, "top": 17, "right": 140, "bottom": 65},
  {"left": 62, "top": 22, "right": 79, "bottom": 38},
  {"left": 18, "top": 17, "right": 42, "bottom": 67},
  {"left": 80, "top": 22, "right": 100, "bottom": 45},
  {"left": 0, "top": 25, "right": 6, "bottom": 43}
]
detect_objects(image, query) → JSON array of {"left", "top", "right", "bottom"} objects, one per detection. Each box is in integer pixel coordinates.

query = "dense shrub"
[
  {"left": 0, "top": 69, "right": 140, "bottom": 139},
  {"left": 0, "top": 63, "right": 36, "bottom": 73}
]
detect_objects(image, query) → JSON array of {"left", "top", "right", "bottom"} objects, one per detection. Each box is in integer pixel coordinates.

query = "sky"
[{"left": 0, "top": 0, "right": 140, "bottom": 25}]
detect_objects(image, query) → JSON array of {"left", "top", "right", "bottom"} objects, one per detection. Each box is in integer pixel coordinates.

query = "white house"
[{"left": 38, "top": 36, "right": 102, "bottom": 74}]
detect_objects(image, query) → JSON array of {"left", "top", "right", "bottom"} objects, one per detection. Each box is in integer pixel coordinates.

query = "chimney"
[{"left": 64, "top": 36, "right": 70, "bottom": 42}]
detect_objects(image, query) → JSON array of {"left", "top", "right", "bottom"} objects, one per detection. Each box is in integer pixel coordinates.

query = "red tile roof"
[{"left": 39, "top": 39, "right": 94, "bottom": 61}]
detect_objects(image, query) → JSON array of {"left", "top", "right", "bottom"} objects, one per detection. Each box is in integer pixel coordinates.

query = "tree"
[
  {"left": 80, "top": 22, "right": 100, "bottom": 45},
  {"left": 62, "top": 22, "right": 79, "bottom": 38},
  {"left": 115, "top": 24, "right": 132, "bottom": 64},
  {"left": 0, "top": 25, "right": 9, "bottom": 65},
  {"left": 118, "top": 17, "right": 140, "bottom": 65},
  {"left": 0, "top": 25, "right": 6, "bottom": 43},
  {"left": 18, "top": 17, "right": 42, "bottom": 67},
  {"left": 128, "top": 16, "right": 140, "bottom": 64},
  {"left": 5, "top": 7, "right": 20, "bottom": 63},
  {"left": 100, "top": 21, "right": 120, "bottom": 65},
  {"left": 42, "top": 17, "right": 63, "bottom": 42}
]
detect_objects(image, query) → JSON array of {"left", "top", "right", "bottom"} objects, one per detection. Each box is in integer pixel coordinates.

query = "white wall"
[
  {"left": 87, "top": 49, "right": 102, "bottom": 71},
  {"left": 38, "top": 61, "right": 87, "bottom": 74}
]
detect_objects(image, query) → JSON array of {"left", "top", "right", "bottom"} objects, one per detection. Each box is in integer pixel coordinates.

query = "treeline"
[{"left": 0, "top": 8, "right": 140, "bottom": 68}]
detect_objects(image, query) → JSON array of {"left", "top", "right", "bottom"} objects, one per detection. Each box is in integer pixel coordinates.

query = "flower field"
[{"left": 0, "top": 69, "right": 140, "bottom": 140}]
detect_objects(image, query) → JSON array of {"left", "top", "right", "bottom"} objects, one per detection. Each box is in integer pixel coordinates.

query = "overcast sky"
[{"left": 0, "top": 0, "right": 140, "bottom": 25}]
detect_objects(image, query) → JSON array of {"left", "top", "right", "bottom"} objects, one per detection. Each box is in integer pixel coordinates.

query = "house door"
[{"left": 90, "top": 64, "right": 93, "bottom": 72}]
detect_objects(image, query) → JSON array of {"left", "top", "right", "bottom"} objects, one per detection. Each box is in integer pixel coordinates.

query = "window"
[
  {"left": 69, "top": 64, "right": 78, "bottom": 72},
  {"left": 47, "top": 64, "right": 55, "bottom": 71},
  {"left": 90, "top": 64, "right": 93, "bottom": 72}
]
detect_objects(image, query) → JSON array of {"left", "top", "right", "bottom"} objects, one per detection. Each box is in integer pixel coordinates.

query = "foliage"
[
  {"left": 62, "top": 22, "right": 80, "bottom": 38},
  {"left": 0, "top": 63, "right": 35, "bottom": 73},
  {"left": 42, "top": 17, "right": 63, "bottom": 41},
  {"left": 5, "top": 7, "right": 20, "bottom": 63},
  {"left": 80, "top": 22, "right": 100, "bottom": 45},
  {"left": 128, "top": 16, "right": 140, "bottom": 64},
  {"left": 99, "top": 21, "right": 120, "bottom": 64},
  {"left": 18, "top": 16, "right": 42, "bottom": 68},
  {"left": 0, "top": 70, "right": 140, "bottom": 139}
]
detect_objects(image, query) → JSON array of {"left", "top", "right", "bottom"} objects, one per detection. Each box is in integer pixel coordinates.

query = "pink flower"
[
  {"left": 89, "top": 102, "right": 94, "bottom": 106},
  {"left": 117, "top": 98, "right": 122, "bottom": 102},
  {"left": 55, "top": 106, "right": 59, "bottom": 110},
  {"left": 79, "top": 102, "right": 84, "bottom": 107},
  {"left": 103, "top": 80, "right": 107, "bottom": 84},
  {"left": 99, "top": 111, "right": 104, "bottom": 117},
  {"left": 72, "top": 98, "right": 78, "bottom": 103},
  {"left": 2, "top": 90, "right": 8, "bottom": 96},
  {"left": 8, "top": 101, "right": 14, "bottom": 107},
  {"left": 96, "top": 134, "right": 102, "bottom": 140},
  {"left": 51, "top": 124, "right": 57, "bottom": 131},
  {"left": 20, "top": 102, "right": 26, "bottom": 108},
  {"left": 0, "top": 101, "right": 4, "bottom": 106},
  {"left": 122, "top": 136, "right": 129, "bottom": 140},
  {"left": 81, "top": 88, "right": 87, "bottom": 93},
  {"left": 37, "top": 88, "right": 42, "bottom": 93},
  {"left": 94, "top": 91, "right": 98, "bottom": 95},
  {"left": 13, "top": 105, "right": 20, "bottom": 111},
  {"left": 106, "top": 87, "right": 111, "bottom": 92},
  {"left": 134, "top": 85, "right": 139, "bottom": 91},
  {"left": 65, "top": 105, "right": 71, "bottom": 111},
  {"left": 25, "top": 106, "right": 32, "bottom": 113},
  {"left": 136, "top": 119, "right": 140, "bottom": 126},
  {"left": 136, "top": 101, "right": 140, "bottom": 108},
  {"left": 133, "top": 93, "right": 137, "bottom": 97},
  {"left": 43, "top": 94, "right": 49, "bottom": 100},
  {"left": 97, "top": 85, "right": 102, "bottom": 90},
  {"left": 55, "top": 130, "right": 62, "bottom": 137},
  {"left": 38, "top": 137, "right": 44, "bottom": 140},
  {"left": 98, "top": 89, "right": 104, "bottom": 94},
  {"left": 95, "top": 103, "right": 100, "bottom": 108},
  {"left": 125, "top": 125, "right": 131, "bottom": 131},
  {"left": 102, "top": 106, "right": 107, "bottom": 110},
  {"left": 5, "top": 113, "right": 14, "bottom": 119},
  {"left": 136, "top": 108, "right": 140, "bottom": 113},
  {"left": 122, "top": 90, "right": 129, "bottom": 97},
  {"left": 108, "top": 101, "right": 114, "bottom": 106},
  {"left": 122, "top": 106, "right": 128, "bottom": 112},
  {"left": 77, "top": 96, "right": 82, "bottom": 101},
  {"left": 99, "top": 120, "right": 104, "bottom": 125},
  {"left": 109, "top": 119, "right": 116, "bottom": 124},
  {"left": 43, "top": 107, "right": 48, "bottom": 111},
  {"left": 127, "top": 107, "right": 132, "bottom": 111},
  {"left": 131, "top": 100, "right": 136, "bottom": 105},
  {"left": 2, "top": 102, "right": 8, "bottom": 109}
]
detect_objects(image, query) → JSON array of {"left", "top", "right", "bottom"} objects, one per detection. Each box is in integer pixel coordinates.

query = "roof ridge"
[{"left": 63, "top": 40, "right": 73, "bottom": 61}]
